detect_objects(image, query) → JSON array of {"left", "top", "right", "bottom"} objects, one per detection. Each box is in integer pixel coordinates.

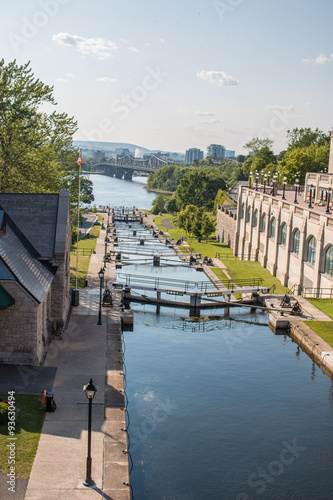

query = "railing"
[
  {"left": 70, "top": 247, "right": 93, "bottom": 255},
  {"left": 117, "top": 273, "right": 264, "bottom": 292},
  {"left": 302, "top": 288, "right": 333, "bottom": 298},
  {"left": 215, "top": 252, "right": 258, "bottom": 261}
]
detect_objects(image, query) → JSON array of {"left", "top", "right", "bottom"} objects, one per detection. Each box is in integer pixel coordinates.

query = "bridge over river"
[{"left": 95, "top": 154, "right": 172, "bottom": 180}]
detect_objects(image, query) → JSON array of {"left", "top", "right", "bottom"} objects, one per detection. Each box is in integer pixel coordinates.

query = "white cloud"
[
  {"left": 200, "top": 119, "right": 221, "bottom": 125},
  {"left": 265, "top": 105, "right": 295, "bottom": 112},
  {"left": 159, "top": 38, "right": 166, "bottom": 44},
  {"left": 305, "top": 102, "right": 314, "bottom": 108},
  {"left": 128, "top": 46, "right": 139, "bottom": 53},
  {"left": 97, "top": 77, "right": 118, "bottom": 83},
  {"left": 303, "top": 52, "right": 333, "bottom": 65},
  {"left": 65, "top": 73, "right": 75, "bottom": 78},
  {"left": 120, "top": 38, "right": 129, "bottom": 44},
  {"left": 195, "top": 111, "right": 215, "bottom": 116},
  {"left": 53, "top": 32, "right": 118, "bottom": 60},
  {"left": 56, "top": 78, "right": 68, "bottom": 83},
  {"left": 197, "top": 70, "right": 239, "bottom": 87}
]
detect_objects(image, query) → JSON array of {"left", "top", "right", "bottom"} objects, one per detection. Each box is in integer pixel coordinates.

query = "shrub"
[{"left": 0, "top": 402, "right": 9, "bottom": 425}]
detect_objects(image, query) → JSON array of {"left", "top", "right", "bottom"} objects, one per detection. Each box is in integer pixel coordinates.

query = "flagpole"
[{"left": 75, "top": 148, "right": 82, "bottom": 291}]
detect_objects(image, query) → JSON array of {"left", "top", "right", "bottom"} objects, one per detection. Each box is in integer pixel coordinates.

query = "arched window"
[
  {"left": 240, "top": 202, "right": 245, "bottom": 219},
  {"left": 253, "top": 209, "right": 258, "bottom": 228},
  {"left": 307, "top": 236, "right": 317, "bottom": 266},
  {"left": 246, "top": 206, "right": 251, "bottom": 223},
  {"left": 270, "top": 218, "right": 276, "bottom": 239},
  {"left": 292, "top": 229, "right": 300, "bottom": 255},
  {"left": 280, "top": 223, "right": 287, "bottom": 247},
  {"left": 325, "top": 246, "right": 333, "bottom": 277},
  {"left": 261, "top": 213, "right": 266, "bottom": 233}
]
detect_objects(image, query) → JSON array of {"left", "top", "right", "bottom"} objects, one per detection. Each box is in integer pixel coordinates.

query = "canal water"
[{"left": 91, "top": 175, "right": 333, "bottom": 500}]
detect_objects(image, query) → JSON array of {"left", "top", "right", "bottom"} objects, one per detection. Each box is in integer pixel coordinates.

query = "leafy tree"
[
  {"left": 191, "top": 207, "right": 205, "bottom": 238},
  {"left": 250, "top": 146, "right": 276, "bottom": 175},
  {"left": 201, "top": 214, "right": 216, "bottom": 242},
  {"left": 177, "top": 205, "right": 197, "bottom": 236},
  {"left": 151, "top": 194, "right": 168, "bottom": 215},
  {"left": 165, "top": 195, "right": 178, "bottom": 213},
  {"left": 286, "top": 127, "right": 330, "bottom": 149},
  {"left": 0, "top": 59, "right": 79, "bottom": 193},
  {"left": 243, "top": 137, "right": 274, "bottom": 154}
]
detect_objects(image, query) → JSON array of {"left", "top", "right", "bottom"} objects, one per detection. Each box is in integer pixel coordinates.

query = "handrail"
[{"left": 302, "top": 288, "right": 333, "bottom": 298}]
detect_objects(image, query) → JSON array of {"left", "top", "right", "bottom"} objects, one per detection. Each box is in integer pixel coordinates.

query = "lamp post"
[
  {"left": 97, "top": 268, "right": 104, "bottom": 326},
  {"left": 255, "top": 170, "right": 259, "bottom": 191},
  {"left": 104, "top": 237, "right": 108, "bottom": 267},
  {"left": 271, "top": 175, "right": 277, "bottom": 196},
  {"left": 294, "top": 173, "right": 299, "bottom": 204},
  {"left": 263, "top": 174, "right": 267, "bottom": 194},
  {"left": 277, "top": 170, "right": 280, "bottom": 185},
  {"left": 282, "top": 177, "right": 287, "bottom": 200},
  {"left": 83, "top": 378, "right": 97, "bottom": 487},
  {"left": 326, "top": 187, "right": 332, "bottom": 214},
  {"left": 308, "top": 183, "right": 314, "bottom": 209}
]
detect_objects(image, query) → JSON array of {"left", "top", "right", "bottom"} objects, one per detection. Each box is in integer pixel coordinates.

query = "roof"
[
  {"left": 0, "top": 213, "right": 54, "bottom": 303},
  {"left": 0, "top": 191, "right": 69, "bottom": 258}
]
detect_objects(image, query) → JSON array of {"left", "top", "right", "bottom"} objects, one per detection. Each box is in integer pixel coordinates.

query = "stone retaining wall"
[{"left": 215, "top": 205, "right": 237, "bottom": 250}]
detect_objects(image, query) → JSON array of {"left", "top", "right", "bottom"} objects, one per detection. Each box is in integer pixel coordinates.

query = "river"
[{"left": 90, "top": 174, "right": 333, "bottom": 500}]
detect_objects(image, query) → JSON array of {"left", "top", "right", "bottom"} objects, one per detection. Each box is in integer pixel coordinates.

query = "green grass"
[
  {"left": 303, "top": 322, "right": 333, "bottom": 348},
  {"left": 306, "top": 298, "right": 333, "bottom": 320},
  {"left": 70, "top": 215, "right": 103, "bottom": 288},
  {"left": 153, "top": 213, "right": 289, "bottom": 293},
  {"left": 0, "top": 394, "right": 45, "bottom": 478}
]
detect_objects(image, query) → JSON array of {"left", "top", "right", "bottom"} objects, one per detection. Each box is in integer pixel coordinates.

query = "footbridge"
[{"left": 95, "top": 154, "right": 172, "bottom": 180}]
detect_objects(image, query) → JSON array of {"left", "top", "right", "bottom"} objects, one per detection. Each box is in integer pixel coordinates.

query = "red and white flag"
[{"left": 77, "top": 154, "right": 82, "bottom": 166}]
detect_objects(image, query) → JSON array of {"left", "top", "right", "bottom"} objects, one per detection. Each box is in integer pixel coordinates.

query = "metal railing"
[
  {"left": 302, "top": 288, "right": 333, "bottom": 298},
  {"left": 70, "top": 247, "right": 93, "bottom": 255},
  {"left": 117, "top": 273, "right": 264, "bottom": 292},
  {"left": 215, "top": 252, "right": 258, "bottom": 261}
]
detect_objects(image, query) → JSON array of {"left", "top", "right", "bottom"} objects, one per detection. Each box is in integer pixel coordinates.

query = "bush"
[{"left": 0, "top": 402, "right": 9, "bottom": 425}]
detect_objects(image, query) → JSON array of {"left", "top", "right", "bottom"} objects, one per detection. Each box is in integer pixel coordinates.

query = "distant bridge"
[{"left": 94, "top": 154, "right": 172, "bottom": 180}]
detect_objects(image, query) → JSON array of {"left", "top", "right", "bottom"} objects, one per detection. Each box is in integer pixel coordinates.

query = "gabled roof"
[
  {"left": 0, "top": 191, "right": 69, "bottom": 258},
  {"left": 0, "top": 212, "right": 54, "bottom": 303}
]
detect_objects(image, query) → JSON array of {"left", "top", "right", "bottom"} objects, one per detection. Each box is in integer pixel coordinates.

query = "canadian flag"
[{"left": 77, "top": 154, "right": 82, "bottom": 166}]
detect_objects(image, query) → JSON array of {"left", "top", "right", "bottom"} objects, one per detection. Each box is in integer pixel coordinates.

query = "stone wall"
[
  {"left": 0, "top": 282, "right": 52, "bottom": 365},
  {"left": 215, "top": 205, "right": 237, "bottom": 250}
]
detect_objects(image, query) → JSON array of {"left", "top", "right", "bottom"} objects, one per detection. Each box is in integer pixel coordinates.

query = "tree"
[
  {"left": 0, "top": 59, "right": 79, "bottom": 193},
  {"left": 191, "top": 207, "right": 205, "bottom": 238},
  {"left": 177, "top": 205, "right": 197, "bottom": 236},
  {"left": 286, "top": 127, "right": 330, "bottom": 149},
  {"left": 151, "top": 194, "right": 168, "bottom": 215},
  {"left": 243, "top": 137, "right": 274, "bottom": 154},
  {"left": 201, "top": 214, "right": 216, "bottom": 242}
]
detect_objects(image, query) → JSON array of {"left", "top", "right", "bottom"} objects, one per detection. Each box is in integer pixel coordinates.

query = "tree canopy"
[{"left": 0, "top": 59, "right": 88, "bottom": 201}]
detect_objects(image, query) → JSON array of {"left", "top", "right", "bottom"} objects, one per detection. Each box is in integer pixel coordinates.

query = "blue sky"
[{"left": 1, "top": 0, "right": 332, "bottom": 154}]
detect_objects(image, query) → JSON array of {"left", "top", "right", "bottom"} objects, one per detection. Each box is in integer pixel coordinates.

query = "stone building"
[
  {"left": 0, "top": 191, "right": 71, "bottom": 365},
  {"left": 216, "top": 133, "right": 333, "bottom": 297}
]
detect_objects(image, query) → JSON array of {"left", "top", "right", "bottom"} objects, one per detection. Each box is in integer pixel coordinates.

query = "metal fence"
[
  {"left": 70, "top": 247, "right": 93, "bottom": 256},
  {"left": 302, "top": 288, "right": 333, "bottom": 298}
]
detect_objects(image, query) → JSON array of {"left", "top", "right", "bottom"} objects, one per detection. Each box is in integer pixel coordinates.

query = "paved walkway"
[{"left": 23, "top": 212, "right": 130, "bottom": 500}]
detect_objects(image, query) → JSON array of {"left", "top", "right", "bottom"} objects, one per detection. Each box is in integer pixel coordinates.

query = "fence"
[
  {"left": 215, "top": 252, "right": 258, "bottom": 261},
  {"left": 70, "top": 247, "right": 93, "bottom": 256},
  {"left": 302, "top": 288, "right": 333, "bottom": 298}
]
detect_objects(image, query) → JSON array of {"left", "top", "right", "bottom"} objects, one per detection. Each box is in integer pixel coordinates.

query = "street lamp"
[
  {"left": 294, "top": 173, "right": 299, "bottom": 204},
  {"left": 97, "top": 268, "right": 105, "bottom": 325},
  {"left": 264, "top": 174, "right": 267, "bottom": 194},
  {"left": 255, "top": 170, "right": 259, "bottom": 191},
  {"left": 308, "top": 183, "right": 314, "bottom": 209},
  {"left": 326, "top": 187, "right": 332, "bottom": 214},
  {"left": 271, "top": 175, "right": 277, "bottom": 196},
  {"left": 277, "top": 170, "right": 280, "bottom": 184},
  {"left": 282, "top": 177, "right": 287, "bottom": 200},
  {"left": 104, "top": 237, "right": 108, "bottom": 267},
  {"left": 83, "top": 378, "right": 97, "bottom": 487}
]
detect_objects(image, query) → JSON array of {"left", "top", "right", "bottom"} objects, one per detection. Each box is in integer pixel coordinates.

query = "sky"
[{"left": 1, "top": 0, "right": 333, "bottom": 155}]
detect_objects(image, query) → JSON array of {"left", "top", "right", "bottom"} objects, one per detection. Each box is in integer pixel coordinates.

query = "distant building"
[
  {"left": 225, "top": 149, "right": 236, "bottom": 158},
  {"left": 115, "top": 148, "right": 131, "bottom": 156},
  {"left": 207, "top": 144, "right": 225, "bottom": 158},
  {"left": 185, "top": 148, "right": 204, "bottom": 163},
  {"left": 93, "top": 150, "right": 104, "bottom": 160}
]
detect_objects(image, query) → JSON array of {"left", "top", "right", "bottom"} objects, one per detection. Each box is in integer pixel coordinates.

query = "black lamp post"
[
  {"left": 97, "top": 268, "right": 104, "bottom": 325},
  {"left": 104, "top": 237, "right": 108, "bottom": 267},
  {"left": 282, "top": 177, "right": 287, "bottom": 200},
  {"left": 277, "top": 170, "right": 280, "bottom": 185},
  {"left": 308, "top": 184, "right": 314, "bottom": 209},
  {"left": 326, "top": 187, "right": 332, "bottom": 213},
  {"left": 83, "top": 378, "right": 97, "bottom": 487},
  {"left": 263, "top": 174, "right": 267, "bottom": 194},
  {"left": 294, "top": 173, "right": 299, "bottom": 204},
  {"left": 255, "top": 170, "right": 259, "bottom": 191}
]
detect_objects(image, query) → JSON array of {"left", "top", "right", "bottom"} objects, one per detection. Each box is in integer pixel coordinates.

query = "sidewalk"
[{"left": 24, "top": 212, "right": 130, "bottom": 500}]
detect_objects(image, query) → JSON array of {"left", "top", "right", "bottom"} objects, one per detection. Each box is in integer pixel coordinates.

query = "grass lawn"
[
  {"left": 70, "top": 214, "right": 103, "bottom": 288},
  {"left": 153, "top": 213, "right": 289, "bottom": 293},
  {"left": 303, "top": 322, "right": 333, "bottom": 348},
  {"left": 306, "top": 298, "right": 333, "bottom": 320},
  {"left": 0, "top": 394, "right": 45, "bottom": 478}
]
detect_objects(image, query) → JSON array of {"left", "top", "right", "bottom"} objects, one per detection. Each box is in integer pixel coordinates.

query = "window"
[
  {"left": 246, "top": 206, "right": 251, "bottom": 223},
  {"left": 325, "top": 246, "right": 333, "bottom": 277},
  {"left": 270, "top": 218, "right": 276, "bottom": 239},
  {"left": 307, "top": 236, "right": 317, "bottom": 266},
  {"left": 253, "top": 209, "right": 258, "bottom": 228},
  {"left": 261, "top": 213, "right": 266, "bottom": 233},
  {"left": 240, "top": 202, "right": 245, "bottom": 219},
  {"left": 292, "top": 229, "right": 300, "bottom": 255},
  {"left": 280, "top": 223, "right": 287, "bottom": 247}
]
